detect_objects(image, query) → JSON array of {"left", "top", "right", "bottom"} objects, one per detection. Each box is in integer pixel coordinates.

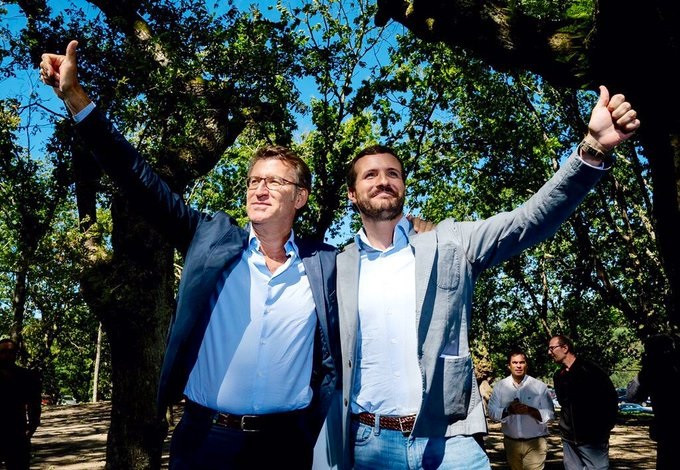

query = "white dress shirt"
[
  {"left": 184, "top": 227, "right": 317, "bottom": 414},
  {"left": 487, "top": 374, "right": 555, "bottom": 439},
  {"left": 351, "top": 216, "right": 422, "bottom": 416}
]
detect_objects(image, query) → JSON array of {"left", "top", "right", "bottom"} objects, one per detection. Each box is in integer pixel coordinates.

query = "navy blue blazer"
[{"left": 76, "top": 109, "right": 341, "bottom": 437}]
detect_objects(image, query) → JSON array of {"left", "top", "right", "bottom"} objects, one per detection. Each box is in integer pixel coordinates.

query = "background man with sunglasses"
[
  {"left": 548, "top": 335, "right": 618, "bottom": 470},
  {"left": 39, "top": 40, "right": 340, "bottom": 469}
]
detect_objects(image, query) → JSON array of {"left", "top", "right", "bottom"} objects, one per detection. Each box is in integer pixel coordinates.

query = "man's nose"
[
  {"left": 253, "top": 180, "right": 270, "bottom": 194},
  {"left": 377, "top": 172, "right": 390, "bottom": 185}
]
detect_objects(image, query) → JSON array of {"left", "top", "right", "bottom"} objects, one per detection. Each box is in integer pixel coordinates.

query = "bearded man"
[{"left": 335, "top": 85, "right": 639, "bottom": 469}]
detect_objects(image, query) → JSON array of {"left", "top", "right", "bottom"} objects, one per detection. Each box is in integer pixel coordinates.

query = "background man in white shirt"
[{"left": 488, "top": 349, "right": 554, "bottom": 470}]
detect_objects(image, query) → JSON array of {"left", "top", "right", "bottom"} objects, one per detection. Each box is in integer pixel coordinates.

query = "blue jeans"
[
  {"left": 351, "top": 421, "right": 490, "bottom": 470},
  {"left": 562, "top": 439, "right": 609, "bottom": 470}
]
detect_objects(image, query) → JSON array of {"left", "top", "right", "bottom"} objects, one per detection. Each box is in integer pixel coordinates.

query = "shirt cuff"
[
  {"left": 72, "top": 102, "right": 96, "bottom": 123},
  {"left": 576, "top": 150, "right": 606, "bottom": 170}
]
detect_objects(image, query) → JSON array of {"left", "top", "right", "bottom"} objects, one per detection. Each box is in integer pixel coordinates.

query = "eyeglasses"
[
  {"left": 245, "top": 176, "right": 302, "bottom": 191},
  {"left": 548, "top": 344, "right": 565, "bottom": 352}
]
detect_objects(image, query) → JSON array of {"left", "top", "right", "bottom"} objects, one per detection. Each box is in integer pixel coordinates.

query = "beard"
[{"left": 354, "top": 188, "right": 405, "bottom": 221}]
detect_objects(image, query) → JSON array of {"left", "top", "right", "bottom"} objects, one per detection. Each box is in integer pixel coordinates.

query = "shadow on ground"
[
  {"left": 29, "top": 402, "right": 173, "bottom": 469},
  {"left": 28, "top": 402, "right": 656, "bottom": 469},
  {"left": 485, "top": 415, "right": 656, "bottom": 469}
]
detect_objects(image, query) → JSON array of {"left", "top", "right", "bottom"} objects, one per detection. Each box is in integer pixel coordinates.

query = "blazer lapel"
[
  {"left": 337, "top": 245, "right": 360, "bottom": 360},
  {"left": 410, "top": 230, "right": 437, "bottom": 330},
  {"left": 300, "top": 243, "right": 330, "bottom": 342}
]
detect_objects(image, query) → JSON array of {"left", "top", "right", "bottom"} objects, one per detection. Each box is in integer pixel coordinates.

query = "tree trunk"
[
  {"left": 80, "top": 196, "right": 175, "bottom": 469},
  {"left": 10, "top": 264, "right": 28, "bottom": 349},
  {"left": 636, "top": 123, "right": 680, "bottom": 327},
  {"left": 92, "top": 322, "right": 103, "bottom": 403}
]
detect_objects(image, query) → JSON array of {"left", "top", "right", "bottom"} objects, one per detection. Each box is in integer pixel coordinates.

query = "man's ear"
[
  {"left": 295, "top": 188, "right": 309, "bottom": 210},
  {"left": 347, "top": 188, "right": 357, "bottom": 204}
]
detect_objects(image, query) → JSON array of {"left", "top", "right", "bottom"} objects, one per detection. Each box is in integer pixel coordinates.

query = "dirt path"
[
  {"left": 27, "top": 402, "right": 656, "bottom": 469},
  {"left": 485, "top": 417, "right": 656, "bottom": 469}
]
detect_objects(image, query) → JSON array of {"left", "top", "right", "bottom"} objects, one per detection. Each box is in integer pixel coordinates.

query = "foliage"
[{"left": 0, "top": 98, "right": 105, "bottom": 403}]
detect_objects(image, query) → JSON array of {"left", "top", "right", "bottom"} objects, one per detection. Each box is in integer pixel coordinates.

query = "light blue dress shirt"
[
  {"left": 184, "top": 227, "right": 317, "bottom": 414},
  {"left": 352, "top": 216, "right": 422, "bottom": 416}
]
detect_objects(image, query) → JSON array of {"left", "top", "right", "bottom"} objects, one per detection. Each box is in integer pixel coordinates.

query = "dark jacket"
[
  {"left": 627, "top": 334, "right": 679, "bottom": 443},
  {"left": 76, "top": 109, "right": 341, "bottom": 438},
  {"left": 0, "top": 364, "right": 41, "bottom": 436},
  {"left": 553, "top": 357, "right": 618, "bottom": 444}
]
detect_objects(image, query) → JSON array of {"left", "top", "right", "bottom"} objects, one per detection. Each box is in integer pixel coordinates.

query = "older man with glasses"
[
  {"left": 39, "top": 40, "right": 341, "bottom": 469},
  {"left": 549, "top": 335, "right": 618, "bottom": 470}
]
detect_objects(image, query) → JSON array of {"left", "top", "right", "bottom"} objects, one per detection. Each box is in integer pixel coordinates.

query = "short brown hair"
[
  {"left": 551, "top": 335, "right": 575, "bottom": 354},
  {"left": 248, "top": 145, "right": 311, "bottom": 191},
  {"left": 346, "top": 144, "right": 405, "bottom": 189},
  {"left": 507, "top": 348, "right": 528, "bottom": 364}
]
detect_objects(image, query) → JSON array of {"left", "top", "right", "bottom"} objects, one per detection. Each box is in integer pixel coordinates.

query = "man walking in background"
[
  {"left": 488, "top": 348, "right": 554, "bottom": 469},
  {"left": 549, "top": 335, "right": 618, "bottom": 469},
  {"left": 626, "top": 333, "right": 680, "bottom": 470},
  {"left": 0, "top": 339, "right": 41, "bottom": 470}
]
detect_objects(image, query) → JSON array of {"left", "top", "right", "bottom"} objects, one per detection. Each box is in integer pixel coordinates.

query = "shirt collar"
[
  {"left": 512, "top": 375, "right": 529, "bottom": 387},
  {"left": 248, "top": 225, "right": 299, "bottom": 259},
  {"left": 355, "top": 215, "right": 411, "bottom": 253}
]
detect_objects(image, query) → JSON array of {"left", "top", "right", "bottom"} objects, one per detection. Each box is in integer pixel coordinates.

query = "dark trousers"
[
  {"left": 657, "top": 439, "right": 671, "bottom": 470},
  {"left": 170, "top": 404, "right": 315, "bottom": 469},
  {"left": 562, "top": 439, "right": 609, "bottom": 470},
  {"left": 0, "top": 433, "right": 30, "bottom": 470}
]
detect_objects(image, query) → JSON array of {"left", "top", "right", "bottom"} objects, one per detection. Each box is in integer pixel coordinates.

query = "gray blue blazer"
[
  {"left": 337, "top": 153, "right": 604, "bottom": 463},
  {"left": 76, "top": 109, "right": 341, "bottom": 439}
]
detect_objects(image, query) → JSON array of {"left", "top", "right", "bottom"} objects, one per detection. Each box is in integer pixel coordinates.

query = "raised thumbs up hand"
[{"left": 39, "top": 40, "right": 91, "bottom": 115}]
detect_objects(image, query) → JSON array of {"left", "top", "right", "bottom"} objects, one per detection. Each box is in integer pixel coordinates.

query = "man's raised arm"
[{"left": 39, "top": 40, "right": 202, "bottom": 251}]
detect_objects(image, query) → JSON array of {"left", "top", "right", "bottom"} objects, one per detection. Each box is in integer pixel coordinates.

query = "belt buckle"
[
  {"left": 240, "top": 415, "right": 259, "bottom": 432},
  {"left": 398, "top": 416, "right": 411, "bottom": 436}
]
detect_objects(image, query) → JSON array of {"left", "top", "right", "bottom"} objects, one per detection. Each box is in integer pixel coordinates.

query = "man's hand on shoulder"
[{"left": 407, "top": 214, "right": 436, "bottom": 234}]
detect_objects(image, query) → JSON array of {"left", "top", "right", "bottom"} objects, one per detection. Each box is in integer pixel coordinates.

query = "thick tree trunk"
[
  {"left": 636, "top": 123, "right": 680, "bottom": 326},
  {"left": 81, "top": 198, "right": 174, "bottom": 469}
]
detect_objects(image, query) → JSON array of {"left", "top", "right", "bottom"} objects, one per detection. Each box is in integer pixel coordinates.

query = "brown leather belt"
[
  {"left": 352, "top": 412, "right": 416, "bottom": 434},
  {"left": 184, "top": 399, "right": 305, "bottom": 432}
]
